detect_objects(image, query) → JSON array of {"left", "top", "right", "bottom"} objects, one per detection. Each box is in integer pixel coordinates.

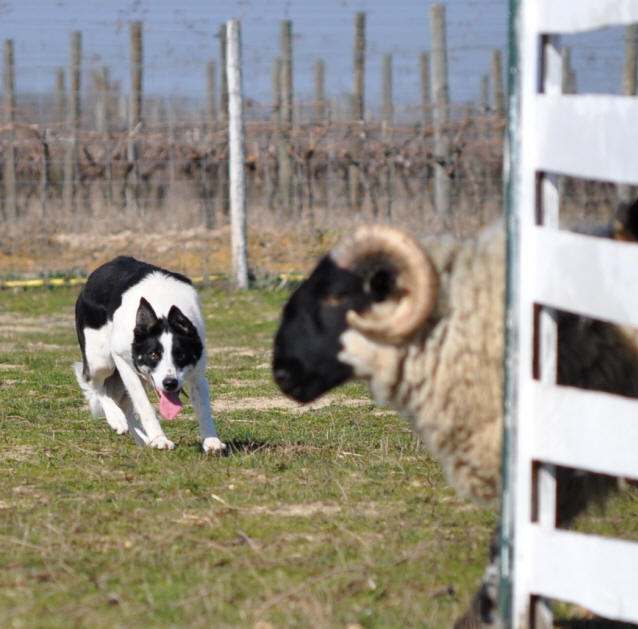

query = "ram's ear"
[
  {"left": 612, "top": 197, "right": 638, "bottom": 242},
  {"left": 333, "top": 225, "right": 438, "bottom": 342},
  {"left": 135, "top": 298, "right": 159, "bottom": 336}
]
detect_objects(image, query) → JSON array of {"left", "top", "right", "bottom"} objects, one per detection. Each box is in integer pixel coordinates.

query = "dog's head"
[{"left": 132, "top": 297, "right": 203, "bottom": 419}]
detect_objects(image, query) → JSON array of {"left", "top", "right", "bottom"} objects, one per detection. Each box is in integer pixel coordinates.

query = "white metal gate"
[{"left": 502, "top": 1, "right": 638, "bottom": 627}]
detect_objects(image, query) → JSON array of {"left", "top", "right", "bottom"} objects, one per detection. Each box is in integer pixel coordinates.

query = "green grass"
[{"left": 0, "top": 286, "right": 634, "bottom": 629}]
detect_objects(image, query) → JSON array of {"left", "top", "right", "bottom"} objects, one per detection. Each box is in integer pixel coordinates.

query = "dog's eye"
[
  {"left": 149, "top": 352, "right": 160, "bottom": 361},
  {"left": 174, "top": 351, "right": 186, "bottom": 362}
]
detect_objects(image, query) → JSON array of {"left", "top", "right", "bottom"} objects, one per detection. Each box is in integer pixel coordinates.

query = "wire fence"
[
  {"left": 0, "top": 109, "right": 505, "bottom": 229},
  {"left": 0, "top": 3, "right": 634, "bottom": 277}
]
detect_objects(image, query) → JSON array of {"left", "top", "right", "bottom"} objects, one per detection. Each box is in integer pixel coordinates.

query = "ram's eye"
[{"left": 321, "top": 294, "right": 341, "bottom": 306}]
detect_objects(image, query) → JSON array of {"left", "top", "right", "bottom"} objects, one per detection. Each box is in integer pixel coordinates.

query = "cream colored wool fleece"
[
  {"left": 339, "top": 221, "right": 505, "bottom": 503},
  {"left": 340, "top": 219, "right": 638, "bottom": 505}
]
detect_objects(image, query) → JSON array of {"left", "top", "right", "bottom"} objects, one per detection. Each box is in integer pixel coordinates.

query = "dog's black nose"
[{"left": 162, "top": 377, "right": 179, "bottom": 392}]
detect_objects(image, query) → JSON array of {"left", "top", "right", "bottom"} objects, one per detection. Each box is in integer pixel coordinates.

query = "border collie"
[{"left": 73, "top": 256, "right": 225, "bottom": 453}]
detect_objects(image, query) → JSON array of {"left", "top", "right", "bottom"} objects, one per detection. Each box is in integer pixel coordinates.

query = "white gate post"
[
  {"left": 226, "top": 19, "right": 249, "bottom": 290},
  {"left": 503, "top": 1, "right": 638, "bottom": 628}
]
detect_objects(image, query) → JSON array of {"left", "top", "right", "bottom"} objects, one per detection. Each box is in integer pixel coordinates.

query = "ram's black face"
[{"left": 273, "top": 255, "right": 375, "bottom": 403}]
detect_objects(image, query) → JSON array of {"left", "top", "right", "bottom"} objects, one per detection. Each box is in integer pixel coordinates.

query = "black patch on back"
[{"left": 75, "top": 256, "right": 193, "bottom": 372}]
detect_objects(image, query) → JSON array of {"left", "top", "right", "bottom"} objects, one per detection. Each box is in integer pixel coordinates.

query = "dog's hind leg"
[
  {"left": 73, "top": 362, "right": 103, "bottom": 418},
  {"left": 100, "top": 371, "right": 131, "bottom": 435},
  {"left": 73, "top": 363, "right": 129, "bottom": 435}
]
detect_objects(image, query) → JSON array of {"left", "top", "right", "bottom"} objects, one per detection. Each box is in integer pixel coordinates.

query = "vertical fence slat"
[
  {"left": 534, "top": 40, "right": 562, "bottom": 629},
  {"left": 504, "top": 2, "right": 638, "bottom": 628},
  {"left": 618, "top": 23, "right": 637, "bottom": 202}
]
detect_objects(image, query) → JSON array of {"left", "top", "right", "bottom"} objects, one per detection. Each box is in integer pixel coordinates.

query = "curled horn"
[{"left": 332, "top": 225, "right": 438, "bottom": 342}]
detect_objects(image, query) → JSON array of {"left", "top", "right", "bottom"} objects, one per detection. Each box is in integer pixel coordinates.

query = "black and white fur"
[{"left": 73, "top": 256, "right": 225, "bottom": 452}]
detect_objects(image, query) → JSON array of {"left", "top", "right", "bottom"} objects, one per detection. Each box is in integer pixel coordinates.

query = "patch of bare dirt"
[
  {"left": 0, "top": 222, "right": 343, "bottom": 278},
  {"left": 249, "top": 502, "right": 343, "bottom": 517},
  {"left": 2, "top": 445, "right": 37, "bottom": 462},
  {"left": 0, "top": 313, "right": 73, "bottom": 331},
  {"left": 212, "top": 393, "right": 375, "bottom": 414},
  {"left": 209, "top": 346, "right": 259, "bottom": 357}
]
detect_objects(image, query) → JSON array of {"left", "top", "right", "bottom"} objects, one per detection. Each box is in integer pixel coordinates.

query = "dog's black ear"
[
  {"left": 135, "top": 297, "right": 159, "bottom": 335},
  {"left": 168, "top": 305, "right": 198, "bottom": 338}
]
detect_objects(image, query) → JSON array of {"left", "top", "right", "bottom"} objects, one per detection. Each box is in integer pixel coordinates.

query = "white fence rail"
[{"left": 503, "top": 0, "right": 638, "bottom": 627}]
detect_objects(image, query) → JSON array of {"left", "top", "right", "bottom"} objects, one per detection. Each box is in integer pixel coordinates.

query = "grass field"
[{"left": 0, "top": 285, "right": 636, "bottom": 629}]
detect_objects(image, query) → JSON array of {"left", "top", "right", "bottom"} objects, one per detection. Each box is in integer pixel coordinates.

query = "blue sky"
[
  {"left": 0, "top": 0, "right": 508, "bottom": 109},
  {"left": 0, "top": 1, "right": 626, "bottom": 111}
]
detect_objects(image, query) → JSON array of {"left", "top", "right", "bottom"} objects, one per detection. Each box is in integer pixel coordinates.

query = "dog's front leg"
[
  {"left": 188, "top": 372, "right": 225, "bottom": 454},
  {"left": 112, "top": 355, "right": 175, "bottom": 450}
]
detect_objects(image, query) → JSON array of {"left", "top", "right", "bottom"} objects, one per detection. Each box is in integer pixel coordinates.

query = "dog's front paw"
[
  {"left": 103, "top": 407, "right": 129, "bottom": 434},
  {"left": 148, "top": 434, "right": 176, "bottom": 450},
  {"left": 202, "top": 437, "right": 226, "bottom": 454}
]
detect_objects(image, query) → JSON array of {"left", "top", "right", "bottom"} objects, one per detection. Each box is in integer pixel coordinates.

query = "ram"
[{"left": 272, "top": 216, "right": 638, "bottom": 627}]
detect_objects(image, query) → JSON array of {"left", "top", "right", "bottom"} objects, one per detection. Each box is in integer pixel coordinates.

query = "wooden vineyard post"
[
  {"left": 278, "top": 20, "right": 294, "bottom": 216},
  {"left": 127, "top": 20, "right": 143, "bottom": 213},
  {"left": 226, "top": 19, "right": 249, "bottom": 290},
  {"left": 3, "top": 39, "right": 16, "bottom": 222},
  {"left": 430, "top": 4, "right": 450, "bottom": 219},
  {"left": 350, "top": 11, "right": 365, "bottom": 213},
  {"left": 63, "top": 30, "right": 81, "bottom": 216}
]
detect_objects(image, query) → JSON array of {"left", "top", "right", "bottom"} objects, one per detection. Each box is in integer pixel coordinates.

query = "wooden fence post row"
[
  {"left": 503, "top": 1, "right": 638, "bottom": 627},
  {"left": 0, "top": 11, "right": 512, "bottom": 225}
]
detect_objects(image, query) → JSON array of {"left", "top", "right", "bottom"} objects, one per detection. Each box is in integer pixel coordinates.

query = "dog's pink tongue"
[{"left": 157, "top": 389, "right": 183, "bottom": 420}]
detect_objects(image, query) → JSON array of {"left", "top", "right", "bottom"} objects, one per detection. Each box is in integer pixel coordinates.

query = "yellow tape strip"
[{"left": 1, "top": 272, "right": 305, "bottom": 290}]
